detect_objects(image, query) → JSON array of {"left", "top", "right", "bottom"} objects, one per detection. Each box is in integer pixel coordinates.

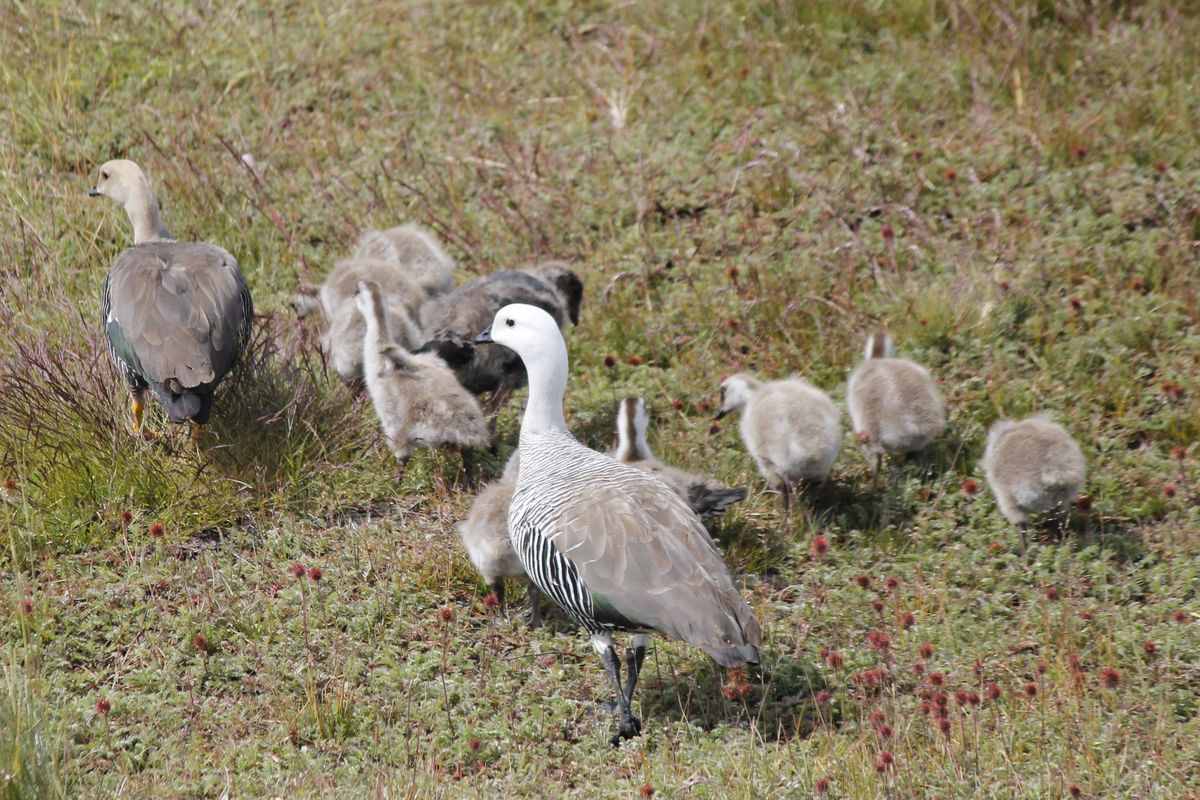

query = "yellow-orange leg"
[
  {"left": 189, "top": 421, "right": 203, "bottom": 449},
  {"left": 129, "top": 394, "right": 149, "bottom": 438}
]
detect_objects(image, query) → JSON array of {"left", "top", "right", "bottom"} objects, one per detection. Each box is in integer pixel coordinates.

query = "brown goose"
[
  {"left": 90, "top": 160, "right": 252, "bottom": 438},
  {"left": 476, "top": 304, "right": 760, "bottom": 746}
]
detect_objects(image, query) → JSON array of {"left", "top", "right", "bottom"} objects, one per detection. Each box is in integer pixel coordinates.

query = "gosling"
[
  {"left": 354, "top": 281, "right": 490, "bottom": 480},
  {"left": 351, "top": 223, "right": 455, "bottom": 299},
  {"left": 717, "top": 374, "right": 842, "bottom": 511},
  {"left": 981, "top": 414, "right": 1086, "bottom": 553},
  {"left": 455, "top": 453, "right": 542, "bottom": 626},
  {"left": 614, "top": 397, "right": 747, "bottom": 519},
  {"left": 847, "top": 330, "right": 946, "bottom": 483}
]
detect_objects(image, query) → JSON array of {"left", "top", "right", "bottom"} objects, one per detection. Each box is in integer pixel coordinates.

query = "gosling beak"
[
  {"left": 474, "top": 326, "right": 494, "bottom": 344},
  {"left": 714, "top": 409, "right": 729, "bottom": 421},
  {"left": 88, "top": 188, "right": 101, "bottom": 197}
]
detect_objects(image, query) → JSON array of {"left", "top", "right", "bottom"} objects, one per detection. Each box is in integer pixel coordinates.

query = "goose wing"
[
  {"left": 535, "top": 456, "right": 761, "bottom": 666},
  {"left": 104, "top": 242, "right": 251, "bottom": 390}
]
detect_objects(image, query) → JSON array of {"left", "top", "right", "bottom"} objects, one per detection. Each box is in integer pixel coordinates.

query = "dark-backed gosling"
[
  {"left": 717, "top": 374, "right": 842, "bottom": 511},
  {"left": 351, "top": 224, "right": 455, "bottom": 298},
  {"left": 90, "top": 159, "right": 253, "bottom": 439},
  {"left": 418, "top": 269, "right": 582, "bottom": 409},
  {"left": 455, "top": 453, "right": 542, "bottom": 626},
  {"left": 847, "top": 330, "right": 946, "bottom": 481},
  {"left": 476, "top": 304, "right": 760, "bottom": 746},
  {"left": 354, "top": 281, "right": 490, "bottom": 479},
  {"left": 614, "top": 397, "right": 747, "bottom": 519},
  {"left": 982, "top": 414, "right": 1086, "bottom": 553}
]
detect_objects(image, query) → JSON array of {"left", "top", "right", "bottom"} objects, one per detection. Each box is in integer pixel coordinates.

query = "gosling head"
[
  {"left": 616, "top": 396, "right": 651, "bottom": 460},
  {"left": 716, "top": 374, "right": 760, "bottom": 419},
  {"left": 864, "top": 330, "right": 896, "bottom": 360}
]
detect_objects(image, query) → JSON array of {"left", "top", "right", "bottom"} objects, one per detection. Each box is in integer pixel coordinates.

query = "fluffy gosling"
[{"left": 717, "top": 374, "right": 842, "bottom": 511}]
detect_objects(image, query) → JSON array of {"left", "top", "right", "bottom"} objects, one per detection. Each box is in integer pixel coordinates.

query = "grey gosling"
[
  {"left": 982, "top": 414, "right": 1086, "bottom": 553},
  {"left": 417, "top": 268, "right": 582, "bottom": 410},
  {"left": 354, "top": 281, "right": 490, "bottom": 480},
  {"left": 847, "top": 330, "right": 947, "bottom": 482},
  {"left": 717, "top": 374, "right": 842, "bottom": 511},
  {"left": 351, "top": 223, "right": 456, "bottom": 298},
  {"left": 614, "top": 397, "right": 747, "bottom": 520},
  {"left": 476, "top": 304, "right": 760, "bottom": 746},
  {"left": 90, "top": 159, "right": 253, "bottom": 439},
  {"left": 455, "top": 453, "right": 543, "bottom": 626}
]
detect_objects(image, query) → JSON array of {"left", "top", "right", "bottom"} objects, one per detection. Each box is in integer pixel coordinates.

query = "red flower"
[
  {"left": 193, "top": 633, "right": 208, "bottom": 654},
  {"left": 1069, "top": 653, "right": 1083, "bottom": 671},
  {"left": 1173, "top": 610, "right": 1190, "bottom": 624},
  {"left": 875, "top": 750, "right": 893, "bottom": 771},
  {"left": 307, "top": 566, "right": 323, "bottom": 581},
  {"left": 954, "top": 690, "right": 969, "bottom": 707},
  {"left": 912, "top": 663, "right": 926, "bottom": 676},
  {"left": 639, "top": 785, "right": 655, "bottom": 799},
  {"left": 95, "top": 698, "right": 111, "bottom": 715},
  {"left": 929, "top": 672, "right": 945, "bottom": 686},
  {"left": 1069, "top": 786, "right": 1082, "bottom": 798},
  {"left": 1171, "top": 445, "right": 1187, "bottom": 461},
  {"left": 1023, "top": 682, "right": 1037, "bottom": 698},
  {"left": 1071, "top": 144, "right": 1088, "bottom": 159},
  {"left": 870, "top": 600, "right": 885, "bottom": 614},
  {"left": 1142, "top": 641, "right": 1156, "bottom": 657},
  {"left": 1068, "top": 297, "right": 1083, "bottom": 312},
  {"left": 671, "top": 399, "right": 685, "bottom": 411},
  {"left": 826, "top": 651, "right": 844, "bottom": 669},
  {"left": 541, "top": 656, "right": 556, "bottom": 667},
  {"left": 918, "top": 642, "right": 934, "bottom": 660},
  {"left": 866, "top": 631, "right": 891, "bottom": 654},
  {"left": 944, "top": 167, "right": 957, "bottom": 182},
  {"left": 998, "top": 280, "right": 1011, "bottom": 292},
  {"left": 438, "top": 607, "right": 454, "bottom": 623},
  {"left": 815, "top": 777, "right": 831, "bottom": 794},
  {"left": 984, "top": 683, "right": 1001, "bottom": 702},
  {"left": 707, "top": 422, "right": 722, "bottom": 436},
  {"left": 878, "top": 723, "right": 892, "bottom": 738},
  {"left": 121, "top": 510, "right": 133, "bottom": 526},
  {"left": 468, "top": 738, "right": 481, "bottom": 752},
  {"left": 149, "top": 522, "right": 165, "bottom": 539},
  {"left": 869, "top": 710, "right": 887, "bottom": 728},
  {"left": 1163, "top": 483, "right": 1177, "bottom": 498},
  {"left": 1074, "top": 495, "right": 1093, "bottom": 513},
  {"left": 1036, "top": 662, "right": 1049, "bottom": 675},
  {"left": 291, "top": 563, "right": 306, "bottom": 579},
  {"left": 1044, "top": 586, "right": 1059, "bottom": 601},
  {"left": 898, "top": 611, "right": 915, "bottom": 630},
  {"left": 483, "top": 593, "right": 500, "bottom": 610},
  {"left": 960, "top": 479, "right": 979, "bottom": 496},
  {"left": 626, "top": 354, "right": 644, "bottom": 366},
  {"left": 19, "top": 598, "right": 33, "bottom": 614},
  {"left": 697, "top": 399, "right": 712, "bottom": 413},
  {"left": 815, "top": 690, "right": 830, "bottom": 704},
  {"left": 854, "top": 575, "right": 872, "bottom": 589},
  {"left": 937, "top": 717, "right": 952, "bottom": 736},
  {"left": 884, "top": 576, "right": 900, "bottom": 592},
  {"left": 3, "top": 478, "right": 15, "bottom": 491},
  {"left": 726, "top": 317, "right": 740, "bottom": 329},
  {"left": 855, "top": 430, "right": 872, "bottom": 446},
  {"left": 1154, "top": 160, "right": 1168, "bottom": 173},
  {"left": 727, "top": 266, "right": 740, "bottom": 281},
  {"left": 810, "top": 535, "right": 829, "bottom": 559},
  {"left": 881, "top": 222, "right": 894, "bottom": 243},
  {"left": 1099, "top": 668, "right": 1120, "bottom": 689}
]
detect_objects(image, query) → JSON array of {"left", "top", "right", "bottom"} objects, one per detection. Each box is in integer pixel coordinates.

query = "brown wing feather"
[
  {"left": 541, "top": 461, "right": 761, "bottom": 664},
  {"left": 107, "top": 242, "right": 250, "bottom": 390}
]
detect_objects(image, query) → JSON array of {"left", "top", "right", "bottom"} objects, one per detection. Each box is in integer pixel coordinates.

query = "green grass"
[{"left": 2, "top": 0, "right": 1199, "bottom": 796}]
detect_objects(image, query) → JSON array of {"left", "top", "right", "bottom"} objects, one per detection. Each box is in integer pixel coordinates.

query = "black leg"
[
  {"left": 489, "top": 578, "right": 507, "bottom": 618},
  {"left": 1017, "top": 521, "right": 1029, "bottom": 558},
  {"left": 623, "top": 645, "right": 646, "bottom": 706},
  {"left": 525, "top": 581, "right": 543, "bottom": 629},
  {"left": 780, "top": 480, "right": 792, "bottom": 514},
  {"left": 601, "top": 646, "right": 641, "bottom": 746}
]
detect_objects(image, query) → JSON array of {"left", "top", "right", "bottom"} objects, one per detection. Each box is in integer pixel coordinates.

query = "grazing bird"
[
  {"left": 418, "top": 268, "right": 582, "bottom": 410},
  {"left": 292, "top": 228, "right": 448, "bottom": 384},
  {"left": 455, "top": 453, "right": 543, "bottom": 626},
  {"left": 614, "top": 397, "right": 747, "bottom": 520},
  {"left": 981, "top": 414, "right": 1086, "bottom": 553},
  {"left": 351, "top": 224, "right": 456, "bottom": 299},
  {"left": 716, "top": 374, "right": 842, "bottom": 511},
  {"left": 847, "top": 330, "right": 946, "bottom": 482},
  {"left": 354, "top": 281, "right": 490, "bottom": 480},
  {"left": 89, "top": 159, "right": 252, "bottom": 440},
  {"left": 476, "top": 304, "right": 760, "bottom": 746}
]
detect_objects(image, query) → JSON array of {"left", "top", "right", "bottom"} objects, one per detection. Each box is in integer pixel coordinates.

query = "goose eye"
[
  {"left": 100, "top": 171, "right": 109, "bottom": 180},
  {"left": 504, "top": 318, "right": 515, "bottom": 327}
]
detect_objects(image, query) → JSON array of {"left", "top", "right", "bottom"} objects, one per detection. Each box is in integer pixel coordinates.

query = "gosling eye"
[
  {"left": 100, "top": 171, "right": 109, "bottom": 180},
  {"left": 504, "top": 318, "right": 515, "bottom": 327}
]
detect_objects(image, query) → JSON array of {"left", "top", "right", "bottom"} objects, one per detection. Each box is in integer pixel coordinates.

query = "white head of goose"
[
  {"left": 476, "top": 304, "right": 760, "bottom": 746},
  {"left": 90, "top": 159, "right": 253, "bottom": 439}
]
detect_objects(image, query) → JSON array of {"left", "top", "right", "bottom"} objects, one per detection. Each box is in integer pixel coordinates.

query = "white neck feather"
[{"left": 519, "top": 335, "right": 569, "bottom": 437}]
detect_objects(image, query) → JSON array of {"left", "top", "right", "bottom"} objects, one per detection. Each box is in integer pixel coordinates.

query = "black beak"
[
  {"left": 714, "top": 409, "right": 728, "bottom": 421},
  {"left": 474, "top": 326, "right": 493, "bottom": 344},
  {"left": 88, "top": 188, "right": 101, "bottom": 197}
]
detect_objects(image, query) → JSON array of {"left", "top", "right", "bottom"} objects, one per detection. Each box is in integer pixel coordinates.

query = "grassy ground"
[{"left": 2, "top": 0, "right": 1199, "bottom": 797}]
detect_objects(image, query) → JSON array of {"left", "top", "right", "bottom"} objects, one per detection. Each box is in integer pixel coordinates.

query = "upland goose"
[
  {"left": 614, "top": 397, "right": 747, "bottom": 519},
  {"left": 847, "top": 331, "right": 946, "bottom": 481},
  {"left": 717, "top": 374, "right": 842, "bottom": 510},
  {"left": 418, "top": 268, "right": 582, "bottom": 410},
  {"left": 476, "top": 304, "right": 760, "bottom": 745},
  {"left": 981, "top": 414, "right": 1086, "bottom": 553},
  {"left": 355, "top": 281, "right": 490, "bottom": 480},
  {"left": 90, "top": 159, "right": 252, "bottom": 438},
  {"left": 455, "top": 452, "right": 542, "bottom": 626}
]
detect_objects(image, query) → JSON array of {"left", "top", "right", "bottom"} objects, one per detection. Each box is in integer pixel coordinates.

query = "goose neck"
[
  {"left": 125, "top": 184, "right": 173, "bottom": 244},
  {"left": 519, "top": 345, "right": 569, "bottom": 436}
]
